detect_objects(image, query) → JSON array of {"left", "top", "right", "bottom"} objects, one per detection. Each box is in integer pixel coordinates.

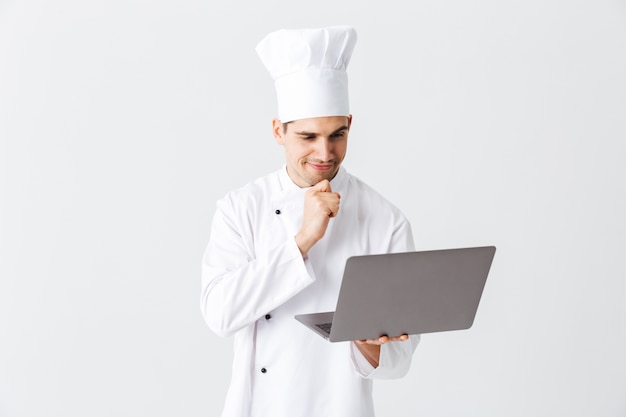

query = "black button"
[
  {"left": 261, "top": 367, "right": 267, "bottom": 373},
  {"left": 275, "top": 209, "right": 281, "bottom": 215},
  {"left": 265, "top": 314, "right": 272, "bottom": 320}
]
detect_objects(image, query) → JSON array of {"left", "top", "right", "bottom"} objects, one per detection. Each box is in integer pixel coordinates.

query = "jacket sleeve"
[
  {"left": 350, "top": 215, "right": 421, "bottom": 379},
  {"left": 200, "top": 196, "right": 315, "bottom": 337}
]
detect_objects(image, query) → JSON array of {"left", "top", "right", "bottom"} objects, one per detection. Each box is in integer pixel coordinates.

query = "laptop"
[{"left": 295, "top": 246, "right": 496, "bottom": 342}]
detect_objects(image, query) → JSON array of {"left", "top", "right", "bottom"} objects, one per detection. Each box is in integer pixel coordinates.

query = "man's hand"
[
  {"left": 354, "top": 334, "right": 410, "bottom": 368},
  {"left": 295, "top": 180, "right": 340, "bottom": 256}
]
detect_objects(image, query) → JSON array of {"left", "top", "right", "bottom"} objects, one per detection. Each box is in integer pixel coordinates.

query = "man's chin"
[{"left": 306, "top": 171, "right": 336, "bottom": 185}]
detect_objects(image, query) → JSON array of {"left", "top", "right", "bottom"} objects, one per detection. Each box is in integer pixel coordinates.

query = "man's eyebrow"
[
  {"left": 332, "top": 126, "right": 349, "bottom": 134},
  {"left": 294, "top": 126, "right": 349, "bottom": 136}
]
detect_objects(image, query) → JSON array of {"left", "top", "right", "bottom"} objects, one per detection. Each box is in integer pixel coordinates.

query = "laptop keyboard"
[{"left": 315, "top": 322, "right": 332, "bottom": 334}]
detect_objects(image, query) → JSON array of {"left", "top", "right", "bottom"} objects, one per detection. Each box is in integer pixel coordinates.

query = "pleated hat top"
[{"left": 255, "top": 25, "right": 357, "bottom": 123}]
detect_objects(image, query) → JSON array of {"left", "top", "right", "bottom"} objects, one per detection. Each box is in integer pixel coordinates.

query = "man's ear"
[
  {"left": 347, "top": 114, "right": 353, "bottom": 128},
  {"left": 272, "top": 118, "right": 284, "bottom": 145}
]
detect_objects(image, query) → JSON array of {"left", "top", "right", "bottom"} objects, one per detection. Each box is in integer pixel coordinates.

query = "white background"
[{"left": 1, "top": 1, "right": 625, "bottom": 416}]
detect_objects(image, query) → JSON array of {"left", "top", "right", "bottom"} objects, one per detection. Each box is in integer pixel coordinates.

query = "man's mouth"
[{"left": 307, "top": 162, "right": 334, "bottom": 171}]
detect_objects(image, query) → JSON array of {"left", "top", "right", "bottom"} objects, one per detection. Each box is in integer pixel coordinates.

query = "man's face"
[{"left": 273, "top": 115, "right": 351, "bottom": 188}]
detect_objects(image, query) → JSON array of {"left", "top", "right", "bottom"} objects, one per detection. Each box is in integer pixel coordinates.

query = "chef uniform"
[{"left": 201, "top": 26, "right": 420, "bottom": 417}]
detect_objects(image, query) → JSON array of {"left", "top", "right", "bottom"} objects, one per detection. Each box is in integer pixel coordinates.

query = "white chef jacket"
[{"left": 201, "top": 165, "right": 420, "bottom": 417}]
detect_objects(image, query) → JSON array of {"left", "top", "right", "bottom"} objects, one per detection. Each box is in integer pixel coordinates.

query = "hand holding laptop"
[{"left": 357, "top": 334, "right": 410, "bottom": 344}]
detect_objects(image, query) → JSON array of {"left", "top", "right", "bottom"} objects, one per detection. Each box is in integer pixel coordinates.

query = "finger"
[
  {"left": 315, "top": 193, "right": 340, "bottom": 218},
  {"left": 328, "top": 201, "right": 340, "bottom": 217},
  {"left": 387, "top": 334, "right": 409, "bottom": 342},
  {"left": 357, "top": 334, "right": 409, "bottom": 345},
  {"left": 355, "top": 336, "right": 387, "bottom": 345}
]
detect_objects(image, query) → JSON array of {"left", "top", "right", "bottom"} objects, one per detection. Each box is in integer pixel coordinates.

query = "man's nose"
[{"left": 314, "top": 138, "right": 332, "bottom": 161}]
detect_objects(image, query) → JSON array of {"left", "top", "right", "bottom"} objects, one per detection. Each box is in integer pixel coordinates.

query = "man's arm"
[
  {"left": 201, "top": 196, "right": 315, "bottom": 337},
  {"left": 294, "top": 179, "right": 340, "bottom": 256},
  {"left": 202, "top": 179, "right": 340, "bottom": 337}
]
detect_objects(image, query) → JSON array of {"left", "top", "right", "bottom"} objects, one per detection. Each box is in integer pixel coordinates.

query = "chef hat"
[{"left": 255, "top": 25, "right": 357, "bottom": 123}]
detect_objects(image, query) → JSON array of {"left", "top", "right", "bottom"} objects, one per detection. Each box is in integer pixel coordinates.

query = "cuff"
[{"left": 350, "top": 341, "right": 376, "bottom": 377}]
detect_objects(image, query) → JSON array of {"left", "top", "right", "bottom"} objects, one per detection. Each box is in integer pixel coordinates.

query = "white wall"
[{"left": 1, "top": 1, "right": 625, "bottom": 416}]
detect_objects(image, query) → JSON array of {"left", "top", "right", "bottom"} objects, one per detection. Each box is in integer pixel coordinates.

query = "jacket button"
[
  {"left": 275, "top": 209, "right": 281, "bottom": 215},
  {"left": 261, "top": 367, "right": 267, "bottom": 373},
  {"left": 265, "top": 314, "right": 272, "bottom": 320}
]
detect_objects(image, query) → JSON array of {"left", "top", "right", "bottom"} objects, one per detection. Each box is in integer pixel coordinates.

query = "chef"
[{"left": 201, "top": 25, "right": 420, "bottom": 417}]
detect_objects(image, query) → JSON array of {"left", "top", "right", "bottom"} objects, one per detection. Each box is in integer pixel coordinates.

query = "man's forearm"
[{"left": 354, "top": 342, "right": 380, "bottom": 368}]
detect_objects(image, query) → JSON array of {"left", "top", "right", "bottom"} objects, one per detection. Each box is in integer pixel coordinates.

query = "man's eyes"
[{"left": 298, "top": 133, "right": 344, "bottom": 140}]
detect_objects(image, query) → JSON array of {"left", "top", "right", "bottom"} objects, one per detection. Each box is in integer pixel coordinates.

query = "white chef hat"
[{"left": 255, "top": 25, "right": 357, "bottom": 123}]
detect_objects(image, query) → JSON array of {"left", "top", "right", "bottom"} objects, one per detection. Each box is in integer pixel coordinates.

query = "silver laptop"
[{"left": 295, "top": 246, "right": 496, "bottom": 342}]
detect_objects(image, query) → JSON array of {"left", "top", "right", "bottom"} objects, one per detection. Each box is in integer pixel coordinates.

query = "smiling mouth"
[{"left": 307, "top": 162, "right": 334, "bottom": 171}]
